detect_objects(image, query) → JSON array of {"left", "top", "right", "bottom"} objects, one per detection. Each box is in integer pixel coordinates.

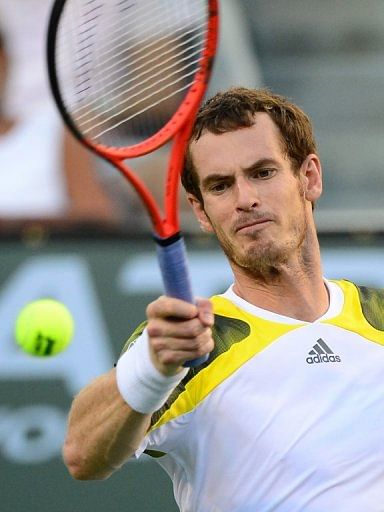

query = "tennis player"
[{"left": 63, "top": 87, "right": 384, "bottom": 511}]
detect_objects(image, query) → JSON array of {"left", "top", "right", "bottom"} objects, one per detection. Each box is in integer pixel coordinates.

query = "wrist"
[
  {"left": 149, "top": 351, "right": 185, "bottom": 378},
  {"left": 116, "top": 329, "right": 189, "bottom": 414}
]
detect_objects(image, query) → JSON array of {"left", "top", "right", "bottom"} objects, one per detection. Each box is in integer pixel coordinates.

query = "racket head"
[{"left": 47, "top": 0, "right": 218, "bottom": 161}]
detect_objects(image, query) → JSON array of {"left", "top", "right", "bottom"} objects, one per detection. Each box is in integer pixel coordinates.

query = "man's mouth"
[{"left": 234, "top": 218, "right": 272, "bottom": 233}]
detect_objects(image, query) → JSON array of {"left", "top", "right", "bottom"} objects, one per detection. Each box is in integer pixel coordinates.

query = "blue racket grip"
[{"left": 155, "top": 233, "right": 209, "bottom": 367}]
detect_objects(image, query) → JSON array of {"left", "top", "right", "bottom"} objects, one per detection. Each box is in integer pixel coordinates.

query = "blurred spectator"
[
  {"left": 0, "top": 0, "right": 152, "bottom": 235},
  {"left": 0, "top": 0, "right": 60, "bottom": 117},
  {"left": 0, "top": 3, "right": 122, "bottom": 234}
]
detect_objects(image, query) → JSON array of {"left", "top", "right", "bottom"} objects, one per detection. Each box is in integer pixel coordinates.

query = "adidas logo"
[{"left": 306, "top": 338, "right": 341, "bottom": 364}]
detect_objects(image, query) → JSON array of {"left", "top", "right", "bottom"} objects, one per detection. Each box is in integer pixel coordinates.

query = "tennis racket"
[{"left": 47, "top": 0, "right": 219, "bottom": 367}]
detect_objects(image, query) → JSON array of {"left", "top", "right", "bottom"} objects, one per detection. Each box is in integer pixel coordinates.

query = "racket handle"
[{"left": 155, "top": 233, "right": 209, "bottom": 368}]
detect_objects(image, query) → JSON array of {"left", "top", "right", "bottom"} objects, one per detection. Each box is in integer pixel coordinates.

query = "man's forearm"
[{"left": 63, "top": 368, "right": 151, "bottom": 480}]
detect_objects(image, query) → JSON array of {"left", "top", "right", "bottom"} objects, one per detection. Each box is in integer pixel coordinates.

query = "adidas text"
[{"left": 306, "top": 354, "right": 341, "bottom": 364}]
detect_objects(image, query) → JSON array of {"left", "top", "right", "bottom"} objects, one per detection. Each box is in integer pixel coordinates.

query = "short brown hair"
[{"left": 182, "top": 87, "right": 317, "bottom": 203}]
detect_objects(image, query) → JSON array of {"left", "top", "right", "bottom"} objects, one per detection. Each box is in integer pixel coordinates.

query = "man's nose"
[{"left": 235, "top": 177, "right": 260, "bottom": 211}]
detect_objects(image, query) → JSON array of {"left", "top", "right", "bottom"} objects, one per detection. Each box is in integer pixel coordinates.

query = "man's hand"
[{"left": 146, "top": 297, "right": 214, "bottom": 376}]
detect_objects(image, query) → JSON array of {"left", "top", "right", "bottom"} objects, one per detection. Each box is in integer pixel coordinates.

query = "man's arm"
[
  {"left": 63, "top": 297, "right": 214, "bottom": 481},
  {"left": 63, "top": 368, "right": 151, "bottom": 480}
]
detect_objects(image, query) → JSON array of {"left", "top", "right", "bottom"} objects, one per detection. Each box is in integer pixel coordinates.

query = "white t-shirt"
[
  {"left": 0, "top": 0, "right": 53, "bottom": 117},
  {"left": 0, "top": 106, "right": 69, "bottom": 218},
  {"left": 133, "top": 279, "right": 384, "bottom": 512}
]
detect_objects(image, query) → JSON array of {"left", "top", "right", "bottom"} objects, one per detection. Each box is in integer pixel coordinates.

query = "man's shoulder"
[
  {"left": 334, "top": 279, "right": 384, "bottom": 331},
  {"left": 332, "top": 278, "right": 384, "bottom": 300},
  {"left": 352, "top": 282, "right": 384, "bottom": 331}
]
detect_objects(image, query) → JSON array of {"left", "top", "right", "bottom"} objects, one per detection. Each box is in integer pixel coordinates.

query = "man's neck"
[
  {"left": 233, "top": 275, "right": 328, "bottom": 323},
  {"left": 231, "top": 253, "right": 329, "bottom": 323}
]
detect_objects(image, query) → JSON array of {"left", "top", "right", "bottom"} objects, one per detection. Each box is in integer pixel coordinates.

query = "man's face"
[{"left": 188, "top": 113, "right": 321, "bottom": 275}]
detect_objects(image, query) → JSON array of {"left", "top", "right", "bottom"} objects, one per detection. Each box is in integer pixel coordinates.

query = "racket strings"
[
  {"left": 78, "top": 23, "right": 206, "bottom": 97},
  {"left": 88, "top": 26, "right": 205, "bottom": 141},
  {"left": 84, "top": 0, "right": 195, "bottom": 64},
  {"left": 76, "top": 29, "right": 205, "bottom": 127},
  {"left": 57, "top": 0, "right": 208, "bottom": 147}
]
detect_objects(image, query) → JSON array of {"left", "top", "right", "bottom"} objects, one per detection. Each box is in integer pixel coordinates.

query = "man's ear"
[
  {"left": 187, "top": 193, "right": 214, "bottom": 233},
  {"left": 300, "top": 154, "right": 323, "bottom": 203}
]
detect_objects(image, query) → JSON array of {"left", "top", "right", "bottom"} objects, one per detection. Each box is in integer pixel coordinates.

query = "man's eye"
[
  {"left": 210, "top": 182, "right": 228, "bottom": 193},
  {"left": 254, "top": 169, "right": 276, "bottom": 179}
]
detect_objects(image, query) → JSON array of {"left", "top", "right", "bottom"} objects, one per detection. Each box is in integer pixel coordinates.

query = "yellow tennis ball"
[{"left": 15, "top": 299, "right": 74, "bottom": 357}]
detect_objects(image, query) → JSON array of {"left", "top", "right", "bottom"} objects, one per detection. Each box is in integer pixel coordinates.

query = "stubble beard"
[
  {"left": 208, "top": 201, "right": 308, "bottom": 281},
  {"left": 217, "top": 227, "right": 297, "bottom": 279}
]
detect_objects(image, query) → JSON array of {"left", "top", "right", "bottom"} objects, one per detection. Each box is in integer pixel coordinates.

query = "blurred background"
[{"left": 0, "top": 1, "right": 382, "bottom": 511}]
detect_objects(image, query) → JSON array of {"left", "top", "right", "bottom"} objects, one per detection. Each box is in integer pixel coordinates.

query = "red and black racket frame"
[{"left": 47, "top": 0, "right": 219, "bottom": 366}]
